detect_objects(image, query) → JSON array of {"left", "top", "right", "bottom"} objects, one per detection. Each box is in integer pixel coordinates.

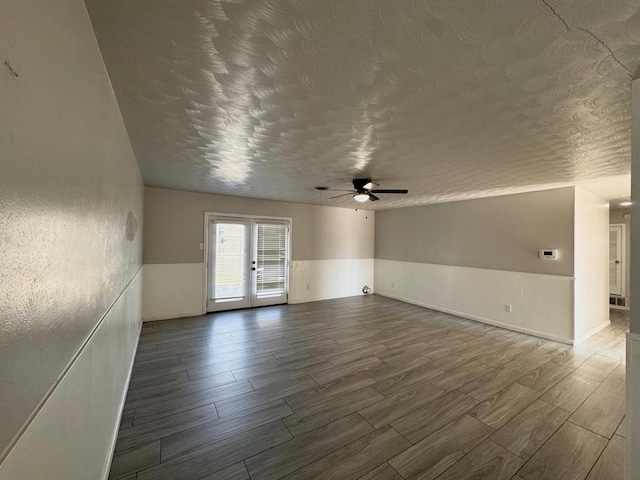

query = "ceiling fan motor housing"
[{"left": 353, "top": 178, "right": 373, "bottom": 190}]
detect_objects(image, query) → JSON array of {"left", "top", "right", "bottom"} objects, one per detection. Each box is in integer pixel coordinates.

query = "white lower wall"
[
  {"left": 289, "top": 259, "right": 374, "bottom": 304},
  {"left": 142, "top": 263, "right": 205, "bottom": 321},
  {"left": 0, "top": 269, "right": 142, "bottom": 480},
  {"left": 142, "top": 259, "right": 374, "bottom": 320},
  {"left": 374, "top": 259, "right": 575, "bottom": 343}
]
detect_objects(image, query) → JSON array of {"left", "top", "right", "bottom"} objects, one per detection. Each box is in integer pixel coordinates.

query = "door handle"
[{"left": 615, "top": 260, "right": 620, "bottom": 264}]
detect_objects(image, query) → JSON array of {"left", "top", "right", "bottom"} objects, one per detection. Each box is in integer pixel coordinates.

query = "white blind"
[
  {"left": 256, "top": 222, "right": 287, "bottom": 298},
  {"left": 209, "top": 221, "right": 248, "bottom": 301}
]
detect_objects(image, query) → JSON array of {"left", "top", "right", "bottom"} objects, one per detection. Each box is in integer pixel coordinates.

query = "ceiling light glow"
[
  {"left": 353, "top": 193, "right": 370, "bottom": 202},
  {"left": 620, "top": 201, "right": 632, "bottom": 207}
]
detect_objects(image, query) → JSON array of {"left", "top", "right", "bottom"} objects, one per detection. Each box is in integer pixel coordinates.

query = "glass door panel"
[
  {"left": 251, "top": 220, "right": 288, "bottom": 307},
  {"left": 207, "top": 218, "right": 251, "bottom": 312},
  {"left": 206, "top": 215, "right": 290, "bottom": 313}
]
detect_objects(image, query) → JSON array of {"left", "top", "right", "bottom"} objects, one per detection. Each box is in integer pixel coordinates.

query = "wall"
[
  {"left": 610, "top": 208, "right": 631, "bottom": 303},
  {"left": 0, "top": 274, "right": 142, "bottom": 480},
  {"left": 143, "top": 187, "right": 374, "bottom": 319},
  {"left": 0, "top": 0, "right": 143, "bottom": 477},
  {"left": 374, "top": 188, "right": 577, "bottom": 343},
  {"left": 375, "top": 187, "right": 575, "bottom": 276},
  {"left": 573, "top": 188, "right": 610, "bottom": 341},
  {"left": 374, "top": 260, "right": 574, "bottom": 342},
  {"left": 627, "top": 76, "right": 640, "bottom": 480}
]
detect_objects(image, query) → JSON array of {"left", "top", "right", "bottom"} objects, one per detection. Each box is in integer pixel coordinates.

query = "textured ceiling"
[{"left": 85, "top": 0, "right": 640, "bottom": 209}]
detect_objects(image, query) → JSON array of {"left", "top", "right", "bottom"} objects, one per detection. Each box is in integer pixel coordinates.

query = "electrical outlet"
[
  {"left": 306, "top": 284, "right": 310, "bottom": 290},
  {"left": 391, "top": 282, "right": 395, "bottom": 288},
  {"left": 505, "top": 304, "right": 512, "bottom": 313},
  {"left": 199, "top": 243, "right": 204, "bottom": 250}
]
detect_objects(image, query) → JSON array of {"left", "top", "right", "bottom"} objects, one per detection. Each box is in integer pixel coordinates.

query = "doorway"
[
  {"left": 204, "top": 213, "right": 291, "bottom": 312},
  {"left": 609, "top": 224, "right": 625, "bottom": 296}
]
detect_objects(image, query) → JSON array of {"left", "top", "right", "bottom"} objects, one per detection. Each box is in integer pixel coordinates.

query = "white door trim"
[{"left": 202, "top": 212, "right": 293, "bottom": 314}]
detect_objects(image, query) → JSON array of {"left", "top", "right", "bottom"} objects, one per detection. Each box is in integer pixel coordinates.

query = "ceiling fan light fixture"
[{"left": 353, "top": 193, "right": 370, "bottom": 202}]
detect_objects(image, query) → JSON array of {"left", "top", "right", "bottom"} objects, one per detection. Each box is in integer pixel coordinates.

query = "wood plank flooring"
[{"left": 110, "top": 296, "right": 627, "bottom": 480}]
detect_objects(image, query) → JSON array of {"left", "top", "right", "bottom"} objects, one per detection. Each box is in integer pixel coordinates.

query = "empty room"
[{"left": 2, "top": 1, "right": 639, "bottom": 479}]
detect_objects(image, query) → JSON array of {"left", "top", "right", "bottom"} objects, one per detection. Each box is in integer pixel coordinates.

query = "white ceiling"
[{"left": 86, "top": 0, "right": 640, "bottom": 209}]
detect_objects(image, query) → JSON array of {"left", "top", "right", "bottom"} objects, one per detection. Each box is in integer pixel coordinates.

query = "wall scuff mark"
[{"left": 4, "top": 61, "right": 19, "bottom": 78}]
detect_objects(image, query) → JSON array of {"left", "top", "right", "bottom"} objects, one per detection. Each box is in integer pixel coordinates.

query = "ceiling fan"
[{"left": 315, "top": 178, "right": 408, "bottom": 202}]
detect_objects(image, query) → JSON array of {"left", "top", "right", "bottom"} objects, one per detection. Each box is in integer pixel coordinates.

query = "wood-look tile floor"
[{"left": 110, "top": 295, "right": 628, "bottom": 480}]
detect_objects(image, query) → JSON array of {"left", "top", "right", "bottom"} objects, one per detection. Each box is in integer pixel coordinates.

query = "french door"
[{"left": 206, "top": 215, "right": 290, "bottom": 312}]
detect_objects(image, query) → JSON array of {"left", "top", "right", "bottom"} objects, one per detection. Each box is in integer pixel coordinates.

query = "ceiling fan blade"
[
  {"left": 368, "top": 193, "right": 380, "bottom": 201},
  {"left": 353, "top": 178, "right": 372, "bottom": 190},
  {"left": 370, "top": 189, "right": 408, "bottom": 194},
  {"left": 329, "top": 193, "right": 354, "bottom": 199},
  {"left": 363, "top": 182, "right": 379, "bottom": 190},
  {"left": 316, "top": 187, "right": 355, "bottom": 192}
]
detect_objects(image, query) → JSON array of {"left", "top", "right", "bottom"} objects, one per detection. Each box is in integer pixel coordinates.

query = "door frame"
[
  {"left": 202, "top": 212, "right": 293, "bottom": 314},
  {"left": 610, "top": 223, "right": 626, "bottom": 297}
]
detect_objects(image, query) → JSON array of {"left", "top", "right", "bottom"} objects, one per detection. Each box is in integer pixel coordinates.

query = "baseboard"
[
  {"left": 101, "top": 321, "right": 142, "bottom": 480},
  {"left": 289, "top": 292, "right": 371, "bottom": 305},
  {"left": 143, "top": 293, "right": 372, "bottom": 316},
  {"left": 573, "top": 320, "right": 612, "bottom": 346},
  {"left": 143, "top": 310, "right": 204, "bottom": 322},
  {"left": 376, "top": 291, "right": 574, "bottom": 345},
  {"left": 610, "top": 305, "right": 630, "bottom": 311}
]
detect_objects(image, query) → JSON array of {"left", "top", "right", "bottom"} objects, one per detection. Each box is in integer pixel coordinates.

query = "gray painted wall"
[
  {"left": 144, "top": 186, "right": 375, "bottom": 264},
  {"left": 610, "top": 208, "right": 631, "bottom": 303},
  {"left": 632, "top": 79, "right": 640, "bottom": 334},
  {"left": 626, "top": 75, "right": 639, "bottom": 480},
  {"left": 375, "top": 187, "right": 575, "bottom": 276},
  {"left": 0, "top": 0, "right": 143, "bottom": 460}
]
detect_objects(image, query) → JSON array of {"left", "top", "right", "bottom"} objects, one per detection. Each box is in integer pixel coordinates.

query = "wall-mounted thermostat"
[{"left": 539, "top": 249, "right": 558, "bottom": 260}]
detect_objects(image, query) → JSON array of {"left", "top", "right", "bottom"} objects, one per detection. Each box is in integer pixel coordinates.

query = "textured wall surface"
[
  {"left": 375, "top": 188, "right": 575, "bottom": 276},
  {"left": 0, "top": 272, "right": 142, "bottom": 480},
  {"left": 0, "top": 0, "right": 143, "bottom": 460},
  {"left": 144, "top": 187, "right": 374, "bottom": 263},
  {"left": 85, "top": 0, "right": 639, "bottom": 208}
]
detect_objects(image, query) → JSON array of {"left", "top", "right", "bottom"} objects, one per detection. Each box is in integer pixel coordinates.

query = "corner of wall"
[
  {"left": 573, "top": 187, "right": 610, "bottom": 341},
  {"left": 626, "top": 76, "right": 640, "bottom": 480}
]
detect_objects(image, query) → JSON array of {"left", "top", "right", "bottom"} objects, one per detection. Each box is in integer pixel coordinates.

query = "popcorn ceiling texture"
[{"left": 85, "top": 0, "right": 640, "bottom": 209}]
